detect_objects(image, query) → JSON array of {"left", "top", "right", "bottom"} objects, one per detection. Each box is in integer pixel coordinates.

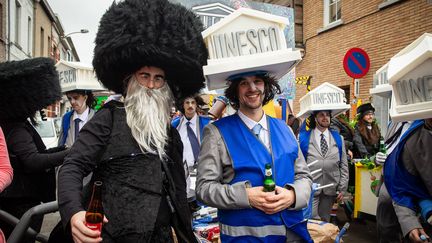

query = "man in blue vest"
[
  {"left": 298, "top": 110, "right": 349, "bottom": 222},
  {"left": 196, "top": 71, "right": 313, "bottom": 243},
  {"left": 58, "top": 89, "right": 97, "bottom": 147},
  {"left": 381, "top": 118, "right": 432, "bottom": 242},
  {"left": 171, "top": 95, "right": 211, "bottom": 210}
]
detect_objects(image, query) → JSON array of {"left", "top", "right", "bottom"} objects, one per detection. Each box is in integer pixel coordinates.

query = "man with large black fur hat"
[
  {"left": 0, "top": 57, "right": 69, "bottom": 242},
  {"left": 57, "top": 0, "right": 207, "bottom": 242}
]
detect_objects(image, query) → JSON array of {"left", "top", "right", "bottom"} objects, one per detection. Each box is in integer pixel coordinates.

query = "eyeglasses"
[{"left": 136, "top": 73, "right": 166, "bottom": 88}]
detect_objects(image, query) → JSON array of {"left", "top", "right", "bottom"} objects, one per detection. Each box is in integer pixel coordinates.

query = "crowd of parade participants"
[{"left": 0, "top": 0, "right": 430, "bottom": 242}]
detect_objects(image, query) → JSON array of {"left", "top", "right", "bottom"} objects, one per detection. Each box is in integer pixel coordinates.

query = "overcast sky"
[{"left": 47, "top": 0, "right": 113, "bottom": 64}]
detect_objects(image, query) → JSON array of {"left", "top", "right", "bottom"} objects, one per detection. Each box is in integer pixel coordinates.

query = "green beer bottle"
[
  {"left": 379, "top": 136, "right": 387, "bottom": 154},
  {"left": 263, "top": 163, "right": 275, "bottom": 192}
]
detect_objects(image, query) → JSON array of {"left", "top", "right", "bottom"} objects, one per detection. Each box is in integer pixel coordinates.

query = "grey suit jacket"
[
  {"left": 306, "top": 129, "right": 349, "bottom": 196},
  {"left": 195, "top": 123, "right": 312, "bottom": 211}
]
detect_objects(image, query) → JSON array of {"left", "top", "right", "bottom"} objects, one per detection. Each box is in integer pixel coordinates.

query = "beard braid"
[{"left": 124, "top": 77, "right": 174, "bottom": 159}]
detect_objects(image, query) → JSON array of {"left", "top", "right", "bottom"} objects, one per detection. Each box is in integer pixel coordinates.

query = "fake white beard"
[{"left": 124, "top": 77, "right": 174, "bottom": 159}]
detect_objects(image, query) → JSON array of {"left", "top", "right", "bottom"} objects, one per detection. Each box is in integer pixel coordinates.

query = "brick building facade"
[{"left": 294, "top": 0, "right": 432, "bottom": 124}]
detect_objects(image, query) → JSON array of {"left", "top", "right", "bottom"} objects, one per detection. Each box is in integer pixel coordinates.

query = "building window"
[
  {"left": 0, "top": 4, "right": 3, "bottom": 39},
  {"left": 324, "top": 0, "right": 341, "bottom": 26},
  {"left": 27, "top": 16, "right": 31, "bottom": 55},
  {"left": 40, "top": 27, "right": 44, "bottom": 56},
  {"left": 15, "top": 0, "right": 21, "bottom": 44},
  {"left": 354, "top": 79, "right": 360, "bottom": 97}
]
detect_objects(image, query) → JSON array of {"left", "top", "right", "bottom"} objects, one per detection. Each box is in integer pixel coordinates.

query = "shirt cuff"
[{"left": 284, "top": 183, "right": 297, "bottom": 209}]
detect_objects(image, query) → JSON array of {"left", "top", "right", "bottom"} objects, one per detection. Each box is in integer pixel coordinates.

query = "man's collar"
[
  {"left": 73, "top": 107, "right": 90, "bottom": 121},
  {"left": 238, "top": 110, "right": 268, "bottom": 130},
  {"left": 184, "top": 113, "right": 198, "bottom": 125}
]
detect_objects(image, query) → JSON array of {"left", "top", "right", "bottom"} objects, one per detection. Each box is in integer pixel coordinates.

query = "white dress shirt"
[
  {"left": 72, "top": 107, "right": 91, "bottom": 131},
  {"left": 178, "top": 113, "right": 198, "bottom": 167},
  {"left": 313, "top": 128, "right": 330, "bottom": 153},
  {"left": 238, "top": 110, "right": 270, "bottom": 151}
]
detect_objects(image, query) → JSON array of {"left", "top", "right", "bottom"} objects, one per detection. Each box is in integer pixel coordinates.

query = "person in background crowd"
[
  {"left": 299, "top": 111, "right": 349, "bottom": 222},
  {"left": 196, "top": 71, "right": 313, "bottom": 242},
  {"left": 58, "top": 89, "right": 97, "bottom": 147},
  {"left": 0, "top": 127, "right": 13, "bottom": 193},
  {"left": 171, "top": 95, "right": 211, "bottom": 212},
  {"left": 57, "top": 0, "right": 207, "bottom": 242},
  {"left": 353, "top": 103, "right": 381, "bottom": 158},
  {"left": 0, "top": 57, "right": 69, "bottom": 242},
  {"left": 330, "top": 113, "right": 354, "bottom": 160}
]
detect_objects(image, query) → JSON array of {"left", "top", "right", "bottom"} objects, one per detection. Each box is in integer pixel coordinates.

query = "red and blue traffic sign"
[{"left": 343, "top": 48, "right": 370, "bottom": 79}]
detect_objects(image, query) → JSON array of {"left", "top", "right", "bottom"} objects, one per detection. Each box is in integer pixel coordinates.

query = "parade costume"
[
  {"left": 299, "top": 123, "right": 348, "bottom": 221},
  {"left": 0, "top": 58, "right": 68, "bottom": 241},
  {"left": 58, "top": 0, "right": 207, "bottom": 242},
  {"left": 59, "top": 101, "right": 194, "bottom": 242},
  {"left": 196, "top": 113, "right": 313, "bottom": 243},
  {"left": 384, "top": 120, "right": 432, "bottom": 211}
]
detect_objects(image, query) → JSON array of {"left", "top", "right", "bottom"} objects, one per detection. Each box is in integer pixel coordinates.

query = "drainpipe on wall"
[{"left": 7, "top": 0, "right": 11, "bottom": 60}]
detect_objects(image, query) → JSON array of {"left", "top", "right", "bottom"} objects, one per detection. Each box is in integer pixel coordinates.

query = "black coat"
[
  {"left": 0, "top": 120, "right": 68, "bottom": 202},
  {"left": 58, "top": 101, "right": 196, "bottom": 242}
]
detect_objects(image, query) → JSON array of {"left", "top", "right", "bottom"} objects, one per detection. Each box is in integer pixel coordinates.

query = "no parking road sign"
[{"left": 343, "top": 48, "right": 370, "bottom": 79}]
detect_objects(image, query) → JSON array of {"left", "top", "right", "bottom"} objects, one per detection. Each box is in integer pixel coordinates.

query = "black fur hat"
[
  {"left": 93, "top": 0, "right": 208, "bottom": 100},
  {"left": 357, "top": 103, "right": 375, "bottom": 119},
  {"left": 0, "top": 57, "right": 61, "bottom": 122}
]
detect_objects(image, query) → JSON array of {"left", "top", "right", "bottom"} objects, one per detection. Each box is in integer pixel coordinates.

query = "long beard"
[{"left": 124, "top": 78, "right": 174, "bottom": 159}]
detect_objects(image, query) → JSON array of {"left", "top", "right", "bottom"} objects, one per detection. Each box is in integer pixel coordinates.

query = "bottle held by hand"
[
  {"left": 85, "top": 181, "right": 104, "bottom": 231},
  {"left": 263, "top": 163, "right": 275, "bottom": 192}
]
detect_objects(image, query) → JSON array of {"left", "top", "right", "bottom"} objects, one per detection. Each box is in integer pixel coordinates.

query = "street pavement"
[{"left": 39, "top": 206, "right": 379, "bottom": 243}]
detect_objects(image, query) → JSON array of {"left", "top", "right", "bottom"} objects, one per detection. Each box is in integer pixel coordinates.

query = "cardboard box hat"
[
  {"left": 202, "top": 8, "right": 301, "bottom": 91},
  {"left": 387, "top": 33, "right": 432, "bottom": 122},
  {"left": 56, "top": 60, "right": 106, "bottom": 93},
  {"left": 297, "top": 82, "right": 350, "bottom": 118}
]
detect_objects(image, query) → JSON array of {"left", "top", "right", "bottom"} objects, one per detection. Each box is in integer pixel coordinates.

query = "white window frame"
[
  {"left": 323, "top": 0, "right": 342, "bottom": 27},
  {"left": 15, "top": 0, "right": 21, "bottom": 45},
  {"left": 27, "top": 16, "right": 31, "bottom": 55},
  {"left": 354, "top": 79, "right": 360, "bottom": 97}
]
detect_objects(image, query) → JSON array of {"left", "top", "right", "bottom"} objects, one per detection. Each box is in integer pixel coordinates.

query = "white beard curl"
[{"left": 124, "top": 77, "right": 174, "bottom": 159}]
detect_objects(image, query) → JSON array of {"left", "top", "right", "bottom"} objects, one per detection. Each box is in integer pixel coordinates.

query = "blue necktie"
[
  {"left": 186, "top": 121, "right": 200, "bottom": 162},
  {"left": 252, "top": 124, "right": 262, "bottom": 138},
  {"left": 74, "top": 118, "right": 81, "bottom": 141}
]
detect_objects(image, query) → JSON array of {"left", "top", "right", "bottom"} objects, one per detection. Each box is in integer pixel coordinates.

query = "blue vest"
[
  {"left": 299, "top": 128, "right": 343, "bottom": 160},
  {"left": 384, "top": 120, "right": 431, "bottom": 210},
  {"left": 214, "top": 114, "right": 312, "bottom": 243},
  {"left": 59, "top": 111, "right": 73, "bottom": 146},
  {"left": 171, "top": 115, "right": 211, "bottom": 140}
]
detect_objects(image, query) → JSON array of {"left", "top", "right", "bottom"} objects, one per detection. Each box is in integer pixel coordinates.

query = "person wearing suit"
[
  {"left": 196, "top": 72, "right": 313, "bottom": 242},
  {"left": 58, "top": 89, "right": 97, "bottom": 147},
  {"left": 299, "top": 110, "right": 349, "bottom": 222},
  {"left": 171, "top": 95, "right": 210, "bottom": 207}
]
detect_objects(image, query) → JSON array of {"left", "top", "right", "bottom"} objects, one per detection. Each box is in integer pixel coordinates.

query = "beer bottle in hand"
[
  {"left": 85, "top": 181, "right": 104, "bottom": 231},
  {"left": 379, "top": 136, "right": 387, "bottom": 154},
  {"left": 263, "top": 163, "right": 275, "bottom": 192}
]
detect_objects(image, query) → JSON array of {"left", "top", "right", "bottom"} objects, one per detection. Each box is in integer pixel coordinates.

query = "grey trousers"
[{"left": 312, "top": 193, "right": 336, "bottom": 222}]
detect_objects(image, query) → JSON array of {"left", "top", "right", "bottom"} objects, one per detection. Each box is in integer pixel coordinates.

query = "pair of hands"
[
  {"left": 70, "top": 211, "right": 108, "bottom": 243},
  {"left": 409, "top": 228, "right": 430, "bottom": 243},
  {"left": 247, "top": 186, "right": 295, "bottom": 214}
]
